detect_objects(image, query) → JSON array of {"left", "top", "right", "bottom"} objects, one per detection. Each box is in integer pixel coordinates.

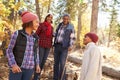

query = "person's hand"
[
  {"left": 36, "top": 65, "right": 41, "bottom": 73},
  {"left": 68, "top": 46, "right": 73, "bottom": 51},
  {"left": 11, "top": 65, "right": 22, "bottom": 73}
]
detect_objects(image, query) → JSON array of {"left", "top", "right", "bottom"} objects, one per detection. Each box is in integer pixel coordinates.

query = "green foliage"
[
  {"left": 101, "top": 0, "right": 120, "bottom": 12},
  {"left": 65, "top": 0, "right": 87, "bottom": 20},
  {"left": 65, "top": 0, "right": 78, "bottom": 20},
  {"left": 50, "top": 0, "right": 66, "bottom": 25},
  {"left": 117, "top": 24, "right": 120, "bottom": 38},
  {"left": 109, "top": 7, "right": 118, "bottom": 37},
  {"left": 0, "top": 0, "right": 25, "bottom": 40},
  {"left": 109, "top": 1, "right": 119, "bottom": 41},
  {"left": 79, "top": 0, "right": 83, "bottom": 3},
  {"left": 0, "top": 1, "right": 11, "bottom": 17},
  {"left": 101, "top": 0, "right": 120, "bottom": 41}
]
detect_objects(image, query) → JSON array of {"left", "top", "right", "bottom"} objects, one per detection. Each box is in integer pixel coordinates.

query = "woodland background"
[{"left": 0, "top": 0, "right": 120, "bottom": 80}]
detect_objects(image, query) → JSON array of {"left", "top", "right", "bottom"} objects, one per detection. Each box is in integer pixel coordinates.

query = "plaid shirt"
[
  {"left": 56, "top": 24, "right": 75, "bottom": 47},
  {"left": 36, "top": 23, "right": 53, "bottom": 48},
  {"left": 56, "top": 25, "right": 65, "bottom": 43},
  {"left": 6, "top": 31, "right": 39, "bottom": 69}
]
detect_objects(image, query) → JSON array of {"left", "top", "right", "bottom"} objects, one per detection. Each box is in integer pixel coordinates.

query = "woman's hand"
[
  {"left": 12, "top": 65, "right": 22, "bottom": 73},
  {"left": 36, "top": 65, "right": 41, "bottom": 73}
]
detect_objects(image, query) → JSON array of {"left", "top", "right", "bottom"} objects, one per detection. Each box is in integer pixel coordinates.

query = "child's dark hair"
[
  {"left": 22, "top": 21, "right": 33, "bottom": 29},
  {"left": 44, "top": 14, "right": 53, "bottom": 23}
]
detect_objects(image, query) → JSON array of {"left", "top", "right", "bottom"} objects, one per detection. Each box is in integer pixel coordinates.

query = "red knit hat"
[
  {"left": 85, "top": 32, "right": 98, "bottom": 43},
  {"left": 21, "top": 11, "right": 38, "bottom": 23}
]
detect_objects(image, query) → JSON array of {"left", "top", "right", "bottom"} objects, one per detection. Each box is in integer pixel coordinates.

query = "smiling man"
[
  {"left": 80, "top": 32, "right": 102, "bottom": 80},
  {"left": 53, "top": 14, "right": 76, "bottom": 80}
]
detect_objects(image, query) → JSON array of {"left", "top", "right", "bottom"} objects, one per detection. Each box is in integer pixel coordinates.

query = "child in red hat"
[
  {"left": 80, "top": 32, "right": 102, "bottom": 80},
  {"left": 6, "top": 11, "right": 40, "bottom": 80}
]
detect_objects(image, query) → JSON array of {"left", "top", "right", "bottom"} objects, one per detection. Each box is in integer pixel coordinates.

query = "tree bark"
[
  {"left": 35, "top": 0, "right": 41, "bottom": 22},
  {"left": 90, "top": 0, "right": 99, "bottom": 33},
  {"left": 8, "top": 0, "right": 15, "bottom": 22},
  {"left": 102, "top": 64, "right": 120, "bottom": 79},
  {"left": 13, "top": 0, "right": 18, "bottom": 30},
  {"left": 47, "top": 0, "right": 51, "bottom": 13},
  {"left": 76, "top": 3, "right": 87, "bottom": 48},
  {"left": 77, "top": 11, "right": 82, "bottom": 48},
  {"left": 107, "top": 25, "right": 112, "bottom": 47},
  {"left": 8, "top": 9, "right": 14, "bottom": 22},
  {"left": 76, "top": 4, "right": 82, "bottom": 48}
]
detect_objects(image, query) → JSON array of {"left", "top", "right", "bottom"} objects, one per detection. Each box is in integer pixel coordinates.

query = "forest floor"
[{"left": 0, "top": 46, "right": 120, "bottom": 80}]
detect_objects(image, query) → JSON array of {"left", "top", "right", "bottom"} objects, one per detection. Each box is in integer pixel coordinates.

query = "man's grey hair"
[{"left": 62, "top": 14, "right": 70, "bottom": 18}]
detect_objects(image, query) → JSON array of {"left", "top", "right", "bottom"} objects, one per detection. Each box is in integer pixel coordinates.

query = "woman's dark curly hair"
[{"left": 44, "top": 14, "right": 53, "bottom": 23}]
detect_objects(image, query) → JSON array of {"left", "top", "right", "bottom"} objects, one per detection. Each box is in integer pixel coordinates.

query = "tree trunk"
[
  {"left": 76, "top": 4, "right": 82, "bottom": 48},
  {"left": 13, "top": 0, "right": 18, "bottom": 30},
  {"left": 8, "top": 0, "right": 17, "bottom": 29},
  {"left": 77, "top": 13, "right": 82, "bottom": 48},
  {"left": 90, "top": 0, "right": 99, "bottom": 33},
  {"left": 47, "top": 0, "right": 51, "bottom": 13},
  {"left": 8, "top": 9, "right": 14, "bottom": 22},
  {"left": 35, "top": 0, "right": 41, "bottom": 22},
  {"left": 107, "top": 24, "right": 112, "bottom": 47},
  {"left": 13, "top": 12, "right": 17, "bottom": 30},
  {"left": 102, "top": 64, "right": 120, "bottom": 79},
  {"left": 41, "top": 8, "right": 44, "bottom": 20},
  {"left": 68, "top": 54, "right": 82, "bottom": 64},
  {"left": 8, "top": 0, "right": 15, "bottom": 22}
]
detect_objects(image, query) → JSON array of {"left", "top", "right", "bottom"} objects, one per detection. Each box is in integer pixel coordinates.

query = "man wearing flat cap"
[{"left": 80, "top": 32, "right": 102, "bottom": 80}]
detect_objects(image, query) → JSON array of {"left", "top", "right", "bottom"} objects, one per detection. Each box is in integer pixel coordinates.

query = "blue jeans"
[
  {"left": 34, "top": 47, "right": 50, "bottom": 80},
  {"left": 9, "top": 68, "right": 34, "bottom": 80},
  {"left": 53, "top": 44, "right": 68, "bottom": 80}
]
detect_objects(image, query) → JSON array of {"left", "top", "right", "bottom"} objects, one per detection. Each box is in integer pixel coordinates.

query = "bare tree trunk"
[
  {"left": 77, "top": 5, "right": 82, "bottom": 48},
  {"left": 13, "top": 0, "right": 18, "bottom": 30},
  {"left": 8, "top": 0, "right": 14, "bottom": 22},
  {"left": 41, "top": 8, "right": 44, "bottom": 21},
  {"left": 76, "top": 3, "right": 87, "bottom": 48},
  {"left": 90, "top": 0, "right": 99, "bottom": 33},
  {"left": 13, "top": 12, "right": 17, "bottom": 30},
  {"left": 101, "top": 30, "right": 105, "bottom": 45},
  {"left": 8, "top": 9, "right": 14, "bottom": 22},
  {"left": 35, "top": 0, "right": 41, "bottom": 22},
  {"left": 47, "top": 0, "right": 51, "bottom": 13},
  {"left": 8, "top": 0, "right": 17, "bottom": 29},
  {"left": 108, "top": 24, "right": 112, "bottom": 47}
]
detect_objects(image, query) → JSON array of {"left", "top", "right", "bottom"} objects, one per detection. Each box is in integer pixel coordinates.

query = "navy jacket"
[{"left": 54, "top": 22, "right": 74, "bottom": 48}]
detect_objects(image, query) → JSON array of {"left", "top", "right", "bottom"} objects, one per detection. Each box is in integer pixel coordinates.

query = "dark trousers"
[
  {"left": 9, "top": 68, "right": 33, "bottom": 80},
  {"left": 53, "top": 44, "right": 68, "bottom": 80},
  {"left": 34, "top": 47, "right": 50, "bottom": 80}
]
